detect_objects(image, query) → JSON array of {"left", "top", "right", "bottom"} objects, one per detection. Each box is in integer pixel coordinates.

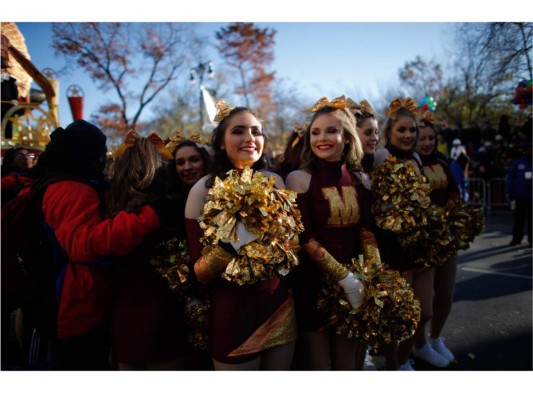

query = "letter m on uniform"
[{"left": 322, "top": 186, "right": 360, "bottom": 226}]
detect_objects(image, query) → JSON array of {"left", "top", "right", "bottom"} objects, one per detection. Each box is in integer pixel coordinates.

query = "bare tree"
[
  {"left": 436, "top": 22, "right": 531, "bottom": 128},
  {"left": 52, "top": 22, "right": 198, "bottom": 139},
  {"left": 398, "top": 56, "right": 444, "bottom": 100},
  {"left": 215, "top": 23, "right": 276, "bottom": 114},
  {"left": 485, "top": 23, "right": 532, "bottom": 82}
]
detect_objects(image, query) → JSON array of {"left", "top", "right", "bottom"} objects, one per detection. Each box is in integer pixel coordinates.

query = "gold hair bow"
[
  {"left": 351, "top": 99, "right": 375, "bottom": 115},
  {"left": 114, "top": 130, "right": 141, "bottom": 158},
  {"left": 214, "top": 99, "right": 236, "bottom": 122},
  {"left": 189, "top": 132, "right": 206, "bottom": 144},
  {"left": 164, "top": 129, "right": 208, "bottom": 154},
  {"left": 310, "top": 95, "right": 354, "bottom": 112},
  {"left": 164, "top": 129, "right": 187, "bottom": 153},
  {"left": 290, "top": 123, "right": 308, "bottom": 149},
  {"left": 148, "top": 132, "right": 174, "bottom": 160},
  {"left": 419, "top": 110, "right": 436, "bottom": 125},
  {"left": 386, "top": 97, "right": 418, "bottom": 118}
]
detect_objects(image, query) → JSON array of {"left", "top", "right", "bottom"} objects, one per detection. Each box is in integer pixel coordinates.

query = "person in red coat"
[
  {"left": 1, "top": 146, "right": 35, "bottom": 205},
  {"left": 25, "top": 120, "right": 172, "bottom": 370}
]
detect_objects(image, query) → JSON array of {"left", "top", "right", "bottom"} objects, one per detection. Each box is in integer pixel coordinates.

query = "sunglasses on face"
[{"left": 14, "top": 153, "right": 35, "bottom": 159}]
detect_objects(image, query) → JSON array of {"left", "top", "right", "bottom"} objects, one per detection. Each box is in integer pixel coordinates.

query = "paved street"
[
  {"left": 372, "top": 209, "right": 532, "bottom": 372},
  {"left": 441, "top": 209, "right": 532, "bottom": 372}
]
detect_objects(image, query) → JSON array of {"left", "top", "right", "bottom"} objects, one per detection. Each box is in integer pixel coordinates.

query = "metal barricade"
[
  {"left": 488, "top": 177, "right": 510, "bottom": 213},
  {"left": 465, "top": 178, "right": 487, "bottom": 214}
]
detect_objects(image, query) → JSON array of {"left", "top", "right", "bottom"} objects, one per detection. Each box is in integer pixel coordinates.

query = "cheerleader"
[
  {"left": 286, "top": 95, "right": 379, "bottom": 370},
  {"left": 184, "top": 100, "right": 297, "bottom": 370},
  {"left": 373, "top": 98, "right": 449, "bottom": 370},
  {"left": 413, "top": 112, "right": 460, "bottom": 365}
]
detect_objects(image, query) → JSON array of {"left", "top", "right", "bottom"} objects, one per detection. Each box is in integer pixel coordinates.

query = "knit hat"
[
  {"left": 1, "top": 146, "right": 25, "bottom": 170},
  {"left": 37, "top": 119, "right": 107, "bottom": 180}
]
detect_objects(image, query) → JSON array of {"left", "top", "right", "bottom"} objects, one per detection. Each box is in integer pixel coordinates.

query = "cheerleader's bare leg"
[
  {"left": 260, "top": 341, "right": 295, "bottom": 370},
  {"left": 397, "top": 268, "right": 435, "bottom": 365},
  {"left": 430, "top": 256, "right": 457, "bottom": 339}
]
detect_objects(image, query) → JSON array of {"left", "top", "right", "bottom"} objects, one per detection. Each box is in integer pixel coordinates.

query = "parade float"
[{"left": 1, "top": 22, "right": 81, "bottom": 157}]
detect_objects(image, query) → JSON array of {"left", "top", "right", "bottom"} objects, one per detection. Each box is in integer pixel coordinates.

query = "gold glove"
[
  {"left": 194, "top": 245, "right": 234, "bottom": 284},
  {"left": 302, "top": 238, "right": 348, "bottom": 281}
]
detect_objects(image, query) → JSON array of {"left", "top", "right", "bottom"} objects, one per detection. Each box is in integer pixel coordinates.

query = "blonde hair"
[
  {"left": 300, "top": 107, "right": 363, "bottom": 172},
  {"left": 379, "top": 107, "right": 419, "bottom": 150}
]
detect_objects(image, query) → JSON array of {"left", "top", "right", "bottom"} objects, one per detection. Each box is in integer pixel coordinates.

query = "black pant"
[
  {"left": 49, "top": 327, "right": 111, "bottom": 371},
  {"left": 512, "top": 198, "right": 532, "bottom": 244}
]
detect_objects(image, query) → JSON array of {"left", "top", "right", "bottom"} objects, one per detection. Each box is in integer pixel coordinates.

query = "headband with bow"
[
  {"left": 418, "top": 110, "right": 436, "bottom": 125},
  {"left": 214, "top": 99, "right": 236, "bottom": 122},
  {"left": 386, "top": 97, "right": 418, "bottom": 118},
  {"left": 114, "top": 130, "right": 174, "bottom": 160},
  {"left": 310, "top": 95, "right": 356, "bottom": 112},
  {"left": 164, "top": 129, "right": 207, "bottom": 154},
  {"left": 147, "top": 132, "right": 175, "bottom": 160},
  {"left": 113, "top": 130, "right": 141, "bottom": 159},
  {"left": 350, "top": 99, "right": 375, "bottom": 116},
  {"left": 290, "top": 123, "right": 308, "bottom": 149}
]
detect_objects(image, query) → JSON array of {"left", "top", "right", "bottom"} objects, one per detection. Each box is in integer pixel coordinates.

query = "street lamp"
[{"left": 190, "top": 61, "right": 215, "bottom": 133}]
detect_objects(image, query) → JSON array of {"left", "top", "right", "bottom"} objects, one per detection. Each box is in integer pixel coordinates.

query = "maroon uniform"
[
  {"left": 418, "top": 153, "right": 460, "bottom": 206},
  {"left": 185, "top": 172, "right": 296, "bottom": 364},
  {"left": 291, "top": 159, "right": 374, "bottom": 331},
  {"left": 111, "top": 229, "right": 188, "bottom": 364}
]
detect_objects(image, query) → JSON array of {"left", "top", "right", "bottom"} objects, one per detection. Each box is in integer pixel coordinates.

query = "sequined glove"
[
  {"left": 338, "top": 271, "right": 365, "bottom": 310},
  {"left": 194, "top": 245, "right": 234, "bottom": 284},
  {"left": 229, "top": 221, "right": 259, "bottom": 252},
  {"left": 303, "top": 238, "right": 365, "bottom": 310}
]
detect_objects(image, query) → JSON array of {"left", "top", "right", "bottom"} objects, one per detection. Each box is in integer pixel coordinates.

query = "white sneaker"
[
  {"left": 396, "top": 359, "right": 415, "bottom": 371},
  {"left": 430, "top": 337, "right": 455, "bottom": 362},
  {"left": 364, "top": 350, "right": 377, "bottom": 371},
  {"left": 412, "top": 343, "right": 450, "bottom": 367}
]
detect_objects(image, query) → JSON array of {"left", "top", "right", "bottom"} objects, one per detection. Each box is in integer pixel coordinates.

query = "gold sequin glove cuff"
[
  {"left": 360, "top": 226, "right": 382, "bottom": 264},
  {"left": 303, "top": 238, "right": 348, "bottom": 281},
  {"left": 194, "top": 245, "right": 234, "bottom": 283}
]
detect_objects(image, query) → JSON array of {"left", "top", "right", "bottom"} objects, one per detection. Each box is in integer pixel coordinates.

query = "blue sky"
[
  {"left": 4, "top": 0, "right": 526, "bottom": 129},
  {"left": 12, "top": 21, "right": 454, "bottom": 127}
]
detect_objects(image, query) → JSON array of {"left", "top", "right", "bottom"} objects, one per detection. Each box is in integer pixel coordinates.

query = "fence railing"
[{"left": 465, "top": 177, "right": 510, "bottom": 215}]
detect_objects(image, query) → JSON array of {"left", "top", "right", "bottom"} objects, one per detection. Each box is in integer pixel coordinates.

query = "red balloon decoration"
[{"left": 417, "top": 96, "right": 437, "bottom": 112}]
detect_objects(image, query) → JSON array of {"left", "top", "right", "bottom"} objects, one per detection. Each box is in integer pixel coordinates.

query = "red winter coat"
[
  {"left": 1, "top": 172, "right": 35, "bottom": 204},
  {"left": 41, "top": 181, "right": 160, "bottom": 339}
]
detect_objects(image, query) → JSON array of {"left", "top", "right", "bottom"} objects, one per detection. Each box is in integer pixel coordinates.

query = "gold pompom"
[
  {"left": 447, "top": 202, "right": 484, "bottom": 250},
  {"left": 184, "top": 299, "right": 210, "bottom": 350},
  {"left": 150, "top": 238, "right": 194, "bottom": 303},
  {"left": 371, "top": 156, "right": 431, "bottom": 234},
  {"left": 199, "top": 167, "right": 304, "bottom": 285},
  {"left": 371, "top": 155, "right": 434, "bottom": 269},
  {"left": 317, "top": 257, "right": 421, "bottom": 347},
  {"left": 371, "top": 156, "right": 484, "bottom": 269}
]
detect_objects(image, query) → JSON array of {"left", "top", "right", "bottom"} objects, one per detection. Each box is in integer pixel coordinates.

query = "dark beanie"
[
  {"left": 1, "top": 146, "right": 26, "bottom": 177},
  {"left": 37, "top": 119, "right": 107, "bottom": 180}
]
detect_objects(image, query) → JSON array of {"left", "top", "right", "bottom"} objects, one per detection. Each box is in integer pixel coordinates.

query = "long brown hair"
[{"left": 105, "top": 137, "right": 168, "bottom": 216}]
